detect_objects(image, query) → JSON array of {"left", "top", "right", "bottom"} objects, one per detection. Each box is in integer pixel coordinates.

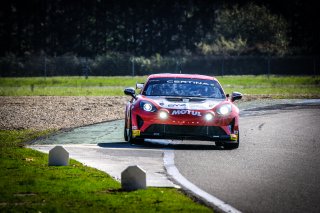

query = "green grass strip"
[
  {"left": 0, "top": 130, "right": 212, "bottom": 212},
  {"left": 0, "top": 75, "right": 319, "bottom": 98}
]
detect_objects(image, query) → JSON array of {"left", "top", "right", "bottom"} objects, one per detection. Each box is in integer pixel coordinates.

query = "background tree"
[
  {"left": 0, "top": 0, "right": 319, "bottom": 57},
  {"left": 198, "top": 3, "right": 289, "bottom": 56}
]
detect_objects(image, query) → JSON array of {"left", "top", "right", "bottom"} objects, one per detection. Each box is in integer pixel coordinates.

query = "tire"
[
  {"left": 224, "top": 143, "right": 239, "bottom": 150},
  {"left": 128, "top": 116, "right": 144, "bottom": 145},
  {"left": 124, "top": 123, "right": 128, "bottom": 141},
  {"left": 224, "top": 132, "right": 240, "bottom": 150},
  {"left": 124, "top": 112, "right": 129, "bottom": 141},
  {"left": 130, "top": 138, "right": 144, "bottom": 145},
  {"left": 215, "top": 142, "right": 223, "bottom": 147}
]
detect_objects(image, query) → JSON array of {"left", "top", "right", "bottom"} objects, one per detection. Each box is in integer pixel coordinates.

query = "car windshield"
[{"left": 142, "top": 78, "right": 225, "bottom": 99}]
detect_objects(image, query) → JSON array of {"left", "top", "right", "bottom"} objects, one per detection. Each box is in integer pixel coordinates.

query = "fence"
[{"left": 0, "top": 54, "right": 319, "bottom": 77}]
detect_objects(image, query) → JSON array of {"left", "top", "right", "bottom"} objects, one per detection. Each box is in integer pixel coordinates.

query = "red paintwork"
[
  {"left": 125, "top": 74, "right": 240, "bottom": 141},
  {"left": 147, "top": 73, "right": 217, "bottom": 81}
]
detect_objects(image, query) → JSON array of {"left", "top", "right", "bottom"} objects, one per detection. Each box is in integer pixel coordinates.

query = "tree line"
[{"left": 0, "top": 0, "right": 319, "bottom": 58}]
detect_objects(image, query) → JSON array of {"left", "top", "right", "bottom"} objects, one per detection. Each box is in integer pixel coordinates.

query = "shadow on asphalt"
[
  {"left": 98, "top": 141, "right": 224, "bottom": 150},
  {"left": 241, "top": 103, "right": 320, "bottom": 117}
]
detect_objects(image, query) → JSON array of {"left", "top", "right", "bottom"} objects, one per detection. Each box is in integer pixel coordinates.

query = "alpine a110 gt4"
[{"left": 124, "top": 73, "right": 242, "bottom": 149}]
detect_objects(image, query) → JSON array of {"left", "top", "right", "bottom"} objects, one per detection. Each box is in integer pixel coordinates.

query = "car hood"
[{"left": 146, "top": 96, "right": 225, "bottom": 110}]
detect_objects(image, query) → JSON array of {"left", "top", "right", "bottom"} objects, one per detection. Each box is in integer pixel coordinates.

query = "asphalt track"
[
  {"left": 173, "top": 104, "right": 320, "bottom": 213},
  {"left": 30, "top": 100, "right": 320, "bottom": 213}
]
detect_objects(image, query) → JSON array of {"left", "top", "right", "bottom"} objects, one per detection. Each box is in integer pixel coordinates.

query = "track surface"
[
  {"left": 173, "top": 105, "right": 320, "bottom": 213},
  {"left": 31, "top": 100, "right": 320, "bottom": 213}
]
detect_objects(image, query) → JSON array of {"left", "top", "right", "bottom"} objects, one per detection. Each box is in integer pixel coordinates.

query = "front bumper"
[
  {"left": 130, "top": 108, "right": 239, "bottom": 142},
  {"left": 142, "top": 124, "right": 237, "bottom": 141}
]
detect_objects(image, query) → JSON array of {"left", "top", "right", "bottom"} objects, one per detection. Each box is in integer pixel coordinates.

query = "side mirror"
[
  {"left": 124, "top": 87, "right": 136, "bottom": 99},
  {"left": 231, "top": 92, "right": 242, "bottom": 102}
]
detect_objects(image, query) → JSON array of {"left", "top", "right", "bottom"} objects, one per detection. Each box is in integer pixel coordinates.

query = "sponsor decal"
[
  {"left": 167, "top": 80, "right": 213, "bottom": 86},
  {"left": 230, "top": 134, "right": 238, "bottom": 141},
  {"left": 132, "top": 130, "right": 140, "bottom": 137},
  {"left": 171, "top": 110, "right": 202, "bottom": 116},
  {"left": 132, "top": 126, "right": 138, "bottom": 130},
  {"left": 167, "top": 103, "right": 187, "bottom": 107},
  {"left": 152, "top": 98, "right": 220, "bottom": 110}
]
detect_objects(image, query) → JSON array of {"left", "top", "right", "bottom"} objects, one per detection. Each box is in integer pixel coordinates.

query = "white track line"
[{"left": 164, "top": 150, "right": 241, "bottom": 213}]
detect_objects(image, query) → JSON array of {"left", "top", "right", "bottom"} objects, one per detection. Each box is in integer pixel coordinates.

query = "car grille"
[{"left": 145, "top": 124, "right": 227, "bottom": 136}]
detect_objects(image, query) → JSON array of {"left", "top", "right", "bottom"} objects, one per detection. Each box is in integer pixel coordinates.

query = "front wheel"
[
  {"left": 224, "top": 143, "right": 239, "bottom": 150},
  {"left": 215, "top": 142, "right": 223, "bottom": 147},
  {"left": 124, "top": 124, "right": 128, "bottom": 141},
  {"left": 128, "top": 128, "right": 144, "bottom": 145},
  {"left": 224, "top": 132, "right": 240, "bottom": 149},
  {"left": 127, "top": 117, "right": 144, "bottom": 145}
]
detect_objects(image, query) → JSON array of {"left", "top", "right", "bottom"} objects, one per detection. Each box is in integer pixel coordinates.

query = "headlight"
[
  {"left": 140, "top": 101, "right": 157, "bottom": 112},
  {"left": 143, "top": 103, "right": 153, "bottom": 111},
  {"left": 204, "top": 113, "right": 214, "bottom": 121},
  {"left": 216, "top": 104, "right": 232, "bottom": 116},
  {"left": 159, "top": 111, "right": 168, "bottom": 119}
]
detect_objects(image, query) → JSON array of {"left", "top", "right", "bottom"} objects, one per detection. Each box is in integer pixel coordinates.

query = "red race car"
[{"left": 124, "top": 73, "right": 242, "bottom": 149}]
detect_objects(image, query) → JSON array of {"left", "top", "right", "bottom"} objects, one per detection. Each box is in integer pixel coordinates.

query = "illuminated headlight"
[
  {"left": 205, "top": 113, "right": 214, "bottom": 121},
  {"left": 159, "top": 111, "right": 168, "bottom": 119},
  {"left": 143, "top": 103, "right": 153, "bottom": 111},
  {"left": 140, "top": 101, "right": 157, "bottom": 112},
  {"left": 216, "top": 104, "right": 232, "bottom": 116}
]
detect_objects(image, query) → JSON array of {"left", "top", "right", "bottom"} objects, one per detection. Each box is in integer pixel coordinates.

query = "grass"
[
  {"left": 0, "top": 75, "right": 319, "bottom": 98},
  {"left": 218, "top": 75, "right": 320, "bottom": 98},
  {"left": 0, "top": 130, "right": 213, "bottom": 212},
  {"left": 0, "top": 76, "right": 147, "bottom": 87},
  {"left": 0, "top": 76, "right": 147, "bottom": 96}
]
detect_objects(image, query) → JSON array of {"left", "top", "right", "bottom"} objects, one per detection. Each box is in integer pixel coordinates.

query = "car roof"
[{"left": 147, "top": 73, "right": 217, "bottom": 81}]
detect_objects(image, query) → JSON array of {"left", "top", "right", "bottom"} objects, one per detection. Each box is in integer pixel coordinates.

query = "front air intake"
[{"left": 136, "top": 115, "right": 144, "bottom": 129}]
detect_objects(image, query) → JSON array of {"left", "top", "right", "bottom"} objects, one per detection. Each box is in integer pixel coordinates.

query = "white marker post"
[
  {"left": 48, "top": 146, "right": 69, "bottom": 166},
  {"left": 121, "top": 165, "right": 147, "bottom": 191}
]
